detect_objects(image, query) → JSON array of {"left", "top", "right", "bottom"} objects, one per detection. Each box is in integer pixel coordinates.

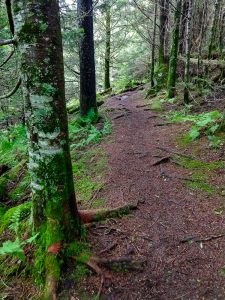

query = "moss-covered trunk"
[
  {"left": 104, "top": 3, "right": 111, "bottom": 90},
  {"left": 13, "top": 0, "right": 80, "bottom": 298},
  {"left": 77, "top": 0, "right": 97, "bottom": 116},
  {"left": 158, "top": 0, "right": 169, "bottom": 67},
  {"left": 184, "top": 0, "right": 193, "bottom": 104},
  {"left": 167, "top": 0, "right": 182, "bottom": 99},
  {"left": 150, "top": 0, "right": 158, "bottom": 88}
]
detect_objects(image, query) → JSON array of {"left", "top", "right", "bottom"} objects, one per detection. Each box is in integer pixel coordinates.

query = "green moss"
[
  {"left": 9, "top": 172, "right": 30, "bottom": 201},
  {"left": 176, "top": 156, "right": 224, "bottom": 171},
  {"left": 67, "top": 98, "right": 80, "bottom": 114},
  {"left": 92, "top": 198, "right": 106, "bottom": 208},
  {"left": 186, "top": 181, "right": 215, "bottom": 193},
  {"left": 150, "top": 98, "right": 163, "bottom": 111},
  {"left": 72, "top": 148, "right": 107, "bottom": 205}
]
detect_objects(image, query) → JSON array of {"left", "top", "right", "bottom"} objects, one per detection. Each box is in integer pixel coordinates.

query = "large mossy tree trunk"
[
  {"left": 158, "top": 0, "right": 169, "bottom": 67},
  {"left": 104, "top": 3, "right": 111, "bottom": 90},
  {"left": 167, "top": 0, "right": 182, "bottom": 99},
  {"left": 150, "top": 0, "right": 158, "bottom": 88},
  {"left": 13, "top": 0, "right": 80, "bottom": 298},
  {"left": 183, "top": 0, "right": 193, "bottom": 104},
  {"left": 77, "top": 0, "right": 97, "bottom": 116}
]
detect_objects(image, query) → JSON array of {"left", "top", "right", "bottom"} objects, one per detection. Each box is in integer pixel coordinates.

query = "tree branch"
[
  {"left": 0, "top": 48, "right": 15, "bottom": 68},
  {"left": 0, "top": 39, "right": 15, "bottom": 46},
  {"left": 0, "top": 77, "right": 21, "bottom": 99},
  {"left": 5, "top": 0, "right": 15, "bottom": 36}
]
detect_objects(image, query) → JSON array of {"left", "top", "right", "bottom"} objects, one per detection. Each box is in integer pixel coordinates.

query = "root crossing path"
[{"left": 86, "top": 89, "right": 225, "bottom": 299}]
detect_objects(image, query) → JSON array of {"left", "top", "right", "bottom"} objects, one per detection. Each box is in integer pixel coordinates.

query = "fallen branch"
[
  {"left": 0, "top": 38, "right": 15, "bottom": 46},
  {"left": 180, "top": 234, "right": 225, "bottom": 244},
  {"left": 79, "top": 202, "right": 138, "bottom": 224}
]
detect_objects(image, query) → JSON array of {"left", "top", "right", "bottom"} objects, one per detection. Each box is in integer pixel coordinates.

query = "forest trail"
[{"left": 83, "top": 88, "right": 225, "bottom": 299}]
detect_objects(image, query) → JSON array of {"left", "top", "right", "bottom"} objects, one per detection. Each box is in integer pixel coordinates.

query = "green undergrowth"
[
  {"left": 113, "top": 77, "right": 147, "bottom": 94},
  {"left": 166, "top": 110, "right": 224, "bottom": 148},
  {"left": 71, "top": 147, "right": 108, "bottom": 206},
  {"left": 0, "top": 124, "right": 27, "bottom": 168}
]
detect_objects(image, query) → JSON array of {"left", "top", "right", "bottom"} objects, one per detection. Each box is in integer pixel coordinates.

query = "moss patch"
[{"left": 176, "top": 156, "right": 224, "bottom": 171}]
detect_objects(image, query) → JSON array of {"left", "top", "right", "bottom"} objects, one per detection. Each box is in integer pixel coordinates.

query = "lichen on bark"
[{"left": 12, "top": 0, "right": 80, "bottom": 297}]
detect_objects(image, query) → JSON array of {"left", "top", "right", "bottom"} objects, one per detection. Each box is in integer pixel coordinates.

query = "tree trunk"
[
  {"left": 104, "top": 3, "right": 111, "bottom": 90},
  {"left": 13, "top": 1, "right": 80, "bottom": 298},
  {"left": 77, "top": 0, "right": 97, "bottom": 116},
  {"left": 208, "top": 0, "right": 222, "bottom": 59},
  {"left": 167, "top": 0, "right": 182, "bottom": 99},
  {"left": 219, "top": 9, "right": 225, "bottom": 56},
  {"left": 158, "top": 0, "right": 169, "bottom": 66},
  {"left": 179, "top": 0, "right": 188, "bottom": 55},
  {"left": 184, "top": 0, "right": 193, "bottom": 104},
  {"left": 150, "top": 0, "right": 158, "bottom": 88},
  {"left": 197, "top": 0, "right": 207, "bottom": 76}
]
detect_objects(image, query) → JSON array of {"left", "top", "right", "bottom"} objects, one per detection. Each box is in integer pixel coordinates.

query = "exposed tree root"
[
  {"left": 180, "top": 233, "right": 225, "bottom": 244},
  {"left": 154, "top": 122, "right": 174, "bottom": 127},
  {"left": 152, "top": 156, "right": 171, "bottom": 166},
  {"left": 156, "top": 146, "right": 197, "bottom": 160},
  {"left": 88, "top": 255, "right": 147, "bottom": 272},
  {"left": 113, "top": 113, "right": 130, "bottom": 120},
  {"left": 98, "top": 242, "right": 118, "bottom": 255},
  {"left": 79, "top": 202, "right": 138, "bottom": 224}
]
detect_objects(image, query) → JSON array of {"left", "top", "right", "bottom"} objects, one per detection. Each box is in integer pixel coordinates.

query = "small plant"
[
  {"left": 0, "top": 203, "right": 38, "bottom": 261},
  {"left": 167, "top": 110, "right": 222, "bottom": 145}
]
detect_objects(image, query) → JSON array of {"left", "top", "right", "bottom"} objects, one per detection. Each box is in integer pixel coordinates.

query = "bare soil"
[{"left": 75, "top": 88, "right": 225, "bottom": 300}]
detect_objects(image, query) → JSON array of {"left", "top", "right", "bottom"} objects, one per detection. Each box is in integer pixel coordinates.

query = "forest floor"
[{"left": 76, "top": 86, "right": 225, "bottom": 299}]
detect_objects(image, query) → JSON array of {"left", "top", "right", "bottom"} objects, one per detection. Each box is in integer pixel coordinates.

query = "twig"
[
  {"left": 99, "top": 242, "right": 118, "bottom": 255},
  {"left": 180, "top": 234, "right": 225, "bottom": 244},
  {"left": 113, "top": 113, "right": 128, "bottom": 120}
]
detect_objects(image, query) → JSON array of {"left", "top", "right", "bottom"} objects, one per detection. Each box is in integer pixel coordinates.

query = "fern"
[
  {"left": 9, "top": 206, "right": 22, "bottom": 236},
  {"left": 0, "top": 233, "right": 39, "bottom": 261}
]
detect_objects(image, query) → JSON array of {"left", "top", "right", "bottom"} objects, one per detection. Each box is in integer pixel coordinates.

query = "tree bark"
[
  {"left": 104, "top": 2, "right": 111, "bottom": 90},
  {"left": 179, "top": 0, "right": 188, "bottom": 55},
  {"left": 77, "top": 0, "right": 97, "bottom": 116},
  {"left": 158, "top": 0, "right": 169, "bottom": 66},
  {"left": 13, "top": 1, "right": 80, "bottom": 298},
  {"left": 208, "top": 0, "right": 222, "bottom": 59},
  {"left": 184, "top": 0, "right": 193, "bottom": 104},
  {"left": 167, "top": 0, "right": 182, "bottom": 99},
  {"left": 150, "top": 0, "right": 158, "bottom": 88}
]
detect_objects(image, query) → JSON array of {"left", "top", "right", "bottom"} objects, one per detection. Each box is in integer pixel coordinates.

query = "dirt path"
[{"left": 84, "top": 89, "right": 225, "bottom": 299}]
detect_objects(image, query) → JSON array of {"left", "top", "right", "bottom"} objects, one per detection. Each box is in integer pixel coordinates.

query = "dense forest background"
[{"left": 1, "top": 0, "right": 225, "bottom": 299}]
